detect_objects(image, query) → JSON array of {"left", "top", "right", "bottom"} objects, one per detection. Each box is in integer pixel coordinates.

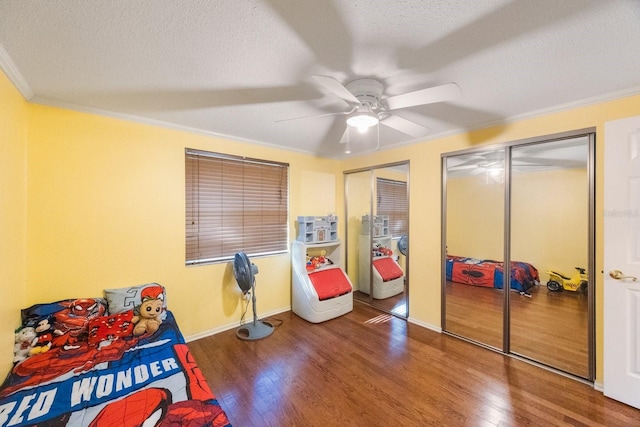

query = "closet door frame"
[
  {"left": 441, "top": 127, "right": 595, "bottom": 381},
  {"left": 344, "top": 161, "right": 410, "bottom": 318}
]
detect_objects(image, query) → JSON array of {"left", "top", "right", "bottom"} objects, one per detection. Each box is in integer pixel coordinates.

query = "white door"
[{"left": 604, "top": 116, "right": 640, "bottom": 409}]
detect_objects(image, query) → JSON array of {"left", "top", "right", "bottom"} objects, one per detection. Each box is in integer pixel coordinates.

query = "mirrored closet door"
[
  {"left": 443, "top": 150, "right": 505, "bottom": 349},
  {"left": 345, "top": 162, "right": 409, "bottom": 318},
  {"left": 509, "top": 137, "right": 592, "bottom": 378},
  {"left": 442, "top": 131, "right": 594, "bottom": 380}
]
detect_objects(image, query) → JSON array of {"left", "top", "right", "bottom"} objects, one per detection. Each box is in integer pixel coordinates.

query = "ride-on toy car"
[{"left": 546, "top": 267, "right": 588, "bottom": 293}]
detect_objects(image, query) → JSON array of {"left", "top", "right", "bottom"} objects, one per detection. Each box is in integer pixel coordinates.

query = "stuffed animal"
[
  {"left": 131, "top": 297, "right": 163, "bottom": 336},
  {"left": 30, "top": 317, "right": 55, "bottom": 355},
  {"left": 13, "top": 327, "right": 36, "bottom": 363}
]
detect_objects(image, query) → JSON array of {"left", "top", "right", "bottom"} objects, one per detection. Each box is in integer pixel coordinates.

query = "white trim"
[
  {"left": 17, "top": 86, "right": 640, "bottom": 162},
  {"left": 341, "top": 86, "right": 640, "bottom": 159},
  {"left": 593, "top": 381, "right": 604, "bottom": 392},
  {"left": 0, "top": 43, "right": 33, "bottom": 100},
  {"left": 407, "top": 316, "right": 442, "bottom": 333},
  {"left": 3, "top": 51, "right": 639, "bottom": 161},
  {"left": 28, "top": 96, "right": 318, "bottom": 157},
  {"left": 184, "top": 306, "right": 291, "bottom": 343}
]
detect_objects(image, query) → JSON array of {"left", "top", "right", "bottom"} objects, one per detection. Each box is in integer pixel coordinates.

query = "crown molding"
[
  {"left": 0, "top": 43, "right": 33, "bottom": 100},
  {"left": 29, "top": 95, "right": 319, "bottom": 158}
]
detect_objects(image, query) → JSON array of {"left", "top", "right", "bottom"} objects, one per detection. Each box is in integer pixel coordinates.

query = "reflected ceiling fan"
[
  {"left": 280, "top": 75, "right": 462, "bottom": 151},
  {"left": 448, "top": 158, "right": 503, "bottom": 175},
  {"left": 447, "top": 152, "right": 563, "bottom": 177}
]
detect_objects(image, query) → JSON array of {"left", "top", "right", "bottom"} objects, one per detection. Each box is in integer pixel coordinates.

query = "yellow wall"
[
  {"left": 4, "top": 64, "right": 640, "bottom": 385},
  {"left": 446, "top": 174, "right": 504, "bottom": 260},
  {"left": 345, "top": 171, "right": 371, "bottom": 289},
  {"left": 511, "top": 167, "right": 588, "bottom": 277},
  {"left": 341, "top": 93, "right": 640, "bottom": 385},
  {"left": 446, "top": 167, "right": 588, "bottom": 278},
  {"left": 25, "top": 103, "right": 340, "bottom": 341},
  {"left": 0, "top": 70, "right": 28, "bottom": 375}
]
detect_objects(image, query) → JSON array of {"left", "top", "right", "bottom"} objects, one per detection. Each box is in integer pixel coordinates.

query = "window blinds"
[
  {"left": 185, "top": 149, "right": 289, "bottom": 264},
  {"left": 376, "top": 178, "right": 408, "bottom": 237}
]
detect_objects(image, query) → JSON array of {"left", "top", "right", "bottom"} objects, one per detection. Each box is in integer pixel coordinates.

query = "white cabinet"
[
  {"left": 359, "top": 215, "right": 391, "bottom": 291},
  {"left": 359, "top": 234, "right": 394, "bottom": 292},
  {"left": 358, "top": 215, "right": 404, "bottom": 299},
  {"left": 291, "top": 237, "right": 353, "bottom": 323},
  {"left": 292, "top": 240, "right": 342, "bottom": 274},
  {"left": 361, "top": 214, "right": 389, "bottom": 238},
  {"left": 297, "top": 216, "right": 338, "bottom": 243}
]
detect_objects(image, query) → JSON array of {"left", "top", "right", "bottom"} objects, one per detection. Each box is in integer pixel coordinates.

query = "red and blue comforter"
[
  {"left": 0, "top": 311, "right": 231, "bottom": 426},
  {"left": 446, "top": 255, "right": 539, "bottom": 294}
]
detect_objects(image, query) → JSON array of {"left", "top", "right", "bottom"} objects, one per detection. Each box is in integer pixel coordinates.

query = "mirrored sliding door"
[
  {"left": 509, "top": 137, "right": 591, "bottom": 378},
  {"left": 345, "top": 162, "right": 409, "bottom": 318},
  {"left": 442, "top": 130, "right": 594, "bottom": 381},
  {"left": 345, "top": 170, "right": 372, "bottom": 303},
  {"left": 443, "top": 150, "right": 505, "bottom": 349}
]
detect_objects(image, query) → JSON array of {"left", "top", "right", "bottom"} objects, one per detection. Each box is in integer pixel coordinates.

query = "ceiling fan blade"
[
  {"left": 380, "top": 115, "right": 430, "bottom": 138},
  {"left": 384, "top": 82, "right": 461, "bottom": 111},
  {"left": 448, "top": 155, "right": 486, "bottom": 168},
  {"left": 264, "top": 1, "right": 352, "bottom": 71},
  {"left": 449, "top": 164, "right": 479, "bottom": 171},
  {"left": 275, "top": 108, "right": 352, "bottom": 123},
  {"left": 312, "top": 75, "right": 361, "bottom": 105}
]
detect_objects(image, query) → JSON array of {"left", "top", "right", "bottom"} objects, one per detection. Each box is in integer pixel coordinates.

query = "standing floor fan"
[
  {"left": 233, "top": 252, "right": 274, "bottom": 340},
  {"left": 398, "top": 235, "right": 408, "bottom": 257}
]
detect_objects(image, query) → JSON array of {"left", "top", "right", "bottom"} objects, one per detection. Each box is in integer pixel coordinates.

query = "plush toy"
[
  {"left": 13, "top": 327, "right": 36, "bottom": 363},
  {"left": 131, "top": 297, "right": 163, "bottom": 336},
  {"left": 30, "top": 317, "right": 55, "bottom": 355}
]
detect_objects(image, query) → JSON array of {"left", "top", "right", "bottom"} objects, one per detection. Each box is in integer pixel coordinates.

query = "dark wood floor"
[
  {"left": 445, "top": 281, "right": 589, "bottom": 377},
  {"left": 353, "top": 289, "right": 407, "bottom": 316},
  {"left": 188, "top": 302, "right": 639, "bottom": 427}
]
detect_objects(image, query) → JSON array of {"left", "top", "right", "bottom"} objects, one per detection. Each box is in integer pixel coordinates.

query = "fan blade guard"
[{"left": 233, "top": 252, "right": 254, "bottom": 293}]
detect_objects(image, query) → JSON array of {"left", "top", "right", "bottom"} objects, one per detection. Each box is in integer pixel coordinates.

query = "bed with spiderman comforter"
[
  {"left": 0, "top": 283, "right": 231, "bottom": 427},
  {"left": 446, "top": 255, "right": 539, "bottom": 294}
]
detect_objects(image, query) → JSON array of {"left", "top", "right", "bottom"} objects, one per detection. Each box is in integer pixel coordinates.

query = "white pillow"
[{"left": 104, "top": 283, "right": 167, "bottom": 318}]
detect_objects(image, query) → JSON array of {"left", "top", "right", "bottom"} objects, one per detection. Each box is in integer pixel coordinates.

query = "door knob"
[{"left": 609, "top": 270, "right": 638, "bottom": 281}]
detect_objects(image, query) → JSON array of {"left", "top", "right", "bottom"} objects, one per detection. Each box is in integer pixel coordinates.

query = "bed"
[
  {"left": 0, "top": 284, "right": 231, "bottom": 427},
  {"left": 446, "top": 255, "right": 539, "bottom": 294}
]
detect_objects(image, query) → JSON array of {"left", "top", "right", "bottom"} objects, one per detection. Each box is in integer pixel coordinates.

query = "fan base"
[{"left": 236, "top": 320, "right": 274, "bottom": 341}]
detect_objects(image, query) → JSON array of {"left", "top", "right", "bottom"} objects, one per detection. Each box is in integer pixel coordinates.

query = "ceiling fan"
[
  {"left": 281, "top": 75, "right": 462, "bottom": 152},
  {"left": 447, "top": 152, "right": 566, "bottom": 177}
]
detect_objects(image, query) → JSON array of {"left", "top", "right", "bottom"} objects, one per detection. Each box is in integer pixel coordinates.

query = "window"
[
  {"left": 376, "top": 178, "right": 408, "bottom": 237},
  {"left": 185, "top": 149, "right": 289, "bottom": 265}
]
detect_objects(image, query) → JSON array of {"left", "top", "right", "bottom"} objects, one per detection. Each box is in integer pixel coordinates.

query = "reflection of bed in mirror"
[{"left": 445, "top": 255, "right": 539, "bottom": 295}]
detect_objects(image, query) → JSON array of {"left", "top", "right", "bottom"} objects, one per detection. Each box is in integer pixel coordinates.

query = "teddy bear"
[
  {"left": 131, "top": 297, "right": 163, "bottom": 336},
  {"left": 13, "top": 327, "right": 36, "bottom": 363}
]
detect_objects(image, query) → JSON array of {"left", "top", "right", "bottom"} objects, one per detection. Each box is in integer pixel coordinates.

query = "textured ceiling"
[{"left": 1, "top": 0, "right": 639, "bottom": 159}]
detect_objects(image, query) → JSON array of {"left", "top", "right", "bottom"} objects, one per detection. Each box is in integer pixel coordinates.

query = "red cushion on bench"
[
  {"left": 373, "top": 257, "right": 404, "bottom": 281},
  {"left": 308, "top": 268, "right": 352, "bottom": 301}
]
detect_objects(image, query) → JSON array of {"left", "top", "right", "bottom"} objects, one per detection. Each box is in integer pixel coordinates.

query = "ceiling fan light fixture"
[{"left": 346, "top": 111, "right": 378, "bottom": 131}]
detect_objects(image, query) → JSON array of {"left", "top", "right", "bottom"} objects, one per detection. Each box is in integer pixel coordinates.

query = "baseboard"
[
  {"left": 593, "top": 381, "right": 604, "bottom": 392},
  {"left": 184, "top": 306, "right": 291, "bottom": 343},
  {"left": 407, "top": 316, "right": 442, "bottom": 333}
]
